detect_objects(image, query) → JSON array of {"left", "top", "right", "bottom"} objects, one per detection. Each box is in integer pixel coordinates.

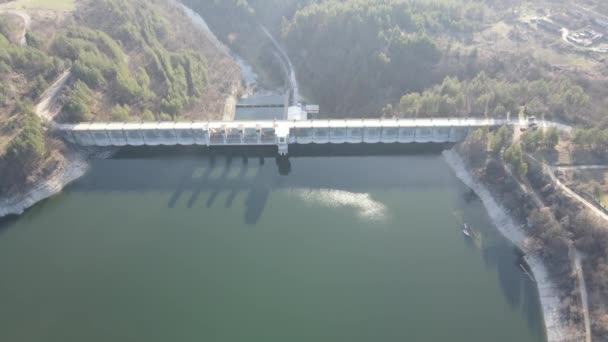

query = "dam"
[{"left": 57, "top": 118, "right": 518, "bottom": 155}]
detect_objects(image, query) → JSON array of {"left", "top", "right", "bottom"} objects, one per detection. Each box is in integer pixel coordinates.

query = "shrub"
[
  {"left": 25, "top": 32, "right": 45, "bottom": 50},
  {"left": 489, "top": 126, "right": 511, "bottom": 155},
  {"left": 29, "top": 75, "right": 49, "bottom": 99},
  {"left": 13, "top": 100, "right": 34, "bottom": 116},
  {"left": 2, "top": 47, "right": 55, "bottom": 79},
  {"left": 0, "top": 60, "right": 10, "bottom": 73},
  {"left": 62, "top": 80, "right": 93, "bottom": 123},
  {"left": 142, "top": 109, "right": 155, "bottom": 121},
  {"left": 504, "top": 143, "right": 528, "bottom": 178},
  {"left": 5, "top": 113, "right": 47, "bottom": 170},
  {"left": 112, "top": 71, "right": 149, "bottom": 104},
  {"left": 522, "top": 129, "right": 545, "bottom": 152},
  {"left": 544, "top": 127, "right": 559, "bottom": 150},
  {"left": 111, "top": 104, "right": 130, "bottom": 122},
  {"left": 159, "top": 112, "right": 172, "bottom": 121}
]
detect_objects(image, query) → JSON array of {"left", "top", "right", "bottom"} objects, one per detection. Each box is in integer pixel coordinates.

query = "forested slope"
[
  {"left": 282, "top": 0, "right": 488, "bottom": 115},
  {"left": 396, "top": 73, "right": 590, "bottom": 122},
  {"left": 0, "top": 0, "right": 241, "bottom": 194},
  {"left": 194, "top": 0, "right": 608, "bottom": 124},
  {"left": 57, "top": 0, "right": 240, "bottom": 122}
]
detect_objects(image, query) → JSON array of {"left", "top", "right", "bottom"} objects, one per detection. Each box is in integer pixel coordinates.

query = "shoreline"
[
  {"left": 0, "top": 149, "right": 89, "bottom": 218},
  {"left": 443, "top": 149, "right": 573, "bottom": 342},
  {"left": 0, "top": 143, "right": 579, "bottom": 339},
  {"left": 0, "top": 147, "right": 119, "bottom": 219},
  {"left": 0, "top": 2, "right": 242, "bottom": 220},
  {"left": 0, "top": 147, "right": 118, "bottom": 219}
]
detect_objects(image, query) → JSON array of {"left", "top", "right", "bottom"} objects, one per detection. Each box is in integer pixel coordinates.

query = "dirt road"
[
  {"left": 35, "top": 70, "right": 71, "bottom": 124},
  {"left": 548, "top": 164, "right": 608, "bottom": 222},
  {"left": 0, "top": 10, "right": 31, "bottom": 47}
]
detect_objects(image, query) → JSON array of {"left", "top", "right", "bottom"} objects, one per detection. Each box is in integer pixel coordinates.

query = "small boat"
[{"left": 463, "top": 223, "right": 472, "bottom": 237}]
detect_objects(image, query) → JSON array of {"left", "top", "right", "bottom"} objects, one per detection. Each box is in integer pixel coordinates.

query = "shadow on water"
[
  {"left": 245, "top": 183, "right": 270, "bottom": 225},
  {"left": 206, "top": 156, "right": 233, "bottom": 208},
  {"left": 0, "top": 215, "right": 19, "bottom": 236},
  {"left": 77, "top": 143, "right": 457, "bottom": 193},
  {"left": 168, "top": 161, "right": 200, "bottom": 208},
  {"left": 478, "top": 233, "right": 545, "bottom": 338},
  {"left": 112, "top": 143, "right": 451, "bottom": 159},
  {"left": 463, "top": 188, "right": 478, "bottom": 203},
  {"left": 226, "top": 159, "right": 249, "bottom": 208},
  {"left": 125, "top": 150, "right": 270, "bottom": 224},
  {"left": 185, "top": 157, "right": 215, "bottom": 208},
  {"left": 11, "top": 143, "right": 456, "bottom": 227},
  {"left": 522, "top": 270, "right": 547, "bottom": 339},
  {"left": 276, "top": 155, "right": 291, "bottom": 176},
  {"left": 0, "top": 141, "right": 548, "bottom": 339},
  {"left": 482, "top": 243, "right": 523, "bottom": 309},
  {"left": 458, "top": 189, "right": 545, "bottom": 339},
  {"left": 288, "top": 142, "right": 452, "bottom": 157}
]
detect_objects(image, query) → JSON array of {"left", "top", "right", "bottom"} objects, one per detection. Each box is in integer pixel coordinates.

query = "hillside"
[
  {"left": 192, "top": 0, "right": 608, "bottom": 124},
  {"left": 0, "top": 0, "right": 242, "bottom": 194},
  {"left": 183, "top": 1, "right": 608, "bottom": 339},
  {"left": 59, "top": 0, "right": 241, "bottom": 122}
]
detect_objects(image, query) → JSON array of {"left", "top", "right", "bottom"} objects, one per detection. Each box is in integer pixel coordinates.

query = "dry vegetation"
[
  {"left": 153, "top": 2, "right": 242, "bottom": 119},
  {"left": 71, "top": 0, "right": 241, "bottom": 121},
  {"left": 458, "top": 128, "right": 585, "bottom": 334},
  {"left": 463, "top": 124, "right": 608, "bottom": 340},
  {"left": 559, "top": 168, "right": 608, "bottom": 208},
  {"left": 0, "top": 0, "right": 242, "bottom": 194}
]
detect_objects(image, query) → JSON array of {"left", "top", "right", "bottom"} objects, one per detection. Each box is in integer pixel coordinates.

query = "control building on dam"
[{"left": 57, "top": 118, "right": 511, "bottom": 155}]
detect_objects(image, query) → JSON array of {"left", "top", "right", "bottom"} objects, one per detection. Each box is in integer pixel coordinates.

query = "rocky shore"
[
  {"left": 443, "top": 149, "right": 575, "bottom": 342},
  {"left": 0, "top": 147, "right": 118, "bottom": 219},
  {"left": 0, "top": 152, "right": 87, "bottom": 218}
]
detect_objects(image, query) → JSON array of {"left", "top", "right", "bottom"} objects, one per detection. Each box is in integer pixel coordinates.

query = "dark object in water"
[{"left": 463, "top": 189, "right": 478, "bottom": 203}]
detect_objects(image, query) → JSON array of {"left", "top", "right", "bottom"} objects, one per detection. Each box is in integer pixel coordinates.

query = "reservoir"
[{"left": 0, "top": 150, "right": 546, "bottom": 342}]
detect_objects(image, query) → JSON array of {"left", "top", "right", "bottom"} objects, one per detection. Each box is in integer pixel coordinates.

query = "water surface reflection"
[{"left": 0, "top": 148, "right": 546, "bottom": 342}]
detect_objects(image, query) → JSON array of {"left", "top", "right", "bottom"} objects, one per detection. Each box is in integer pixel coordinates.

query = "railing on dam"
[{"left": 56, "top": 118, "right": 512, "bottom": 155}]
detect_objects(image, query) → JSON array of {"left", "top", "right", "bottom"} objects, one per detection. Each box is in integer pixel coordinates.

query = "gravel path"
[{"left": 35, "top": 70, "right": 72, "bottom": 124}]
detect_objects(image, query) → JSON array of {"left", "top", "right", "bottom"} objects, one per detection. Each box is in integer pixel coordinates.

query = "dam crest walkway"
[{"left": 56, "top": 118, "right": 567, "bottom": 155}]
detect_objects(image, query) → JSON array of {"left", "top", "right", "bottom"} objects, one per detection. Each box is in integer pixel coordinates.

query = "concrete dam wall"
[{"left": 56, "top": 118, "right": 512, "bottom": 154}]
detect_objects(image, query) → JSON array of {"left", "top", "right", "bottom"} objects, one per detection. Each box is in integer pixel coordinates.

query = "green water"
[{"left": 0, "top": 152, "right": 545, "bottom": 342}]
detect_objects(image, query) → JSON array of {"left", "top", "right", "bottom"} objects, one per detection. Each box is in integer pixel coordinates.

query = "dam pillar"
[{"left": 276, "top": 124, "right": 289, "bottom": 155}]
